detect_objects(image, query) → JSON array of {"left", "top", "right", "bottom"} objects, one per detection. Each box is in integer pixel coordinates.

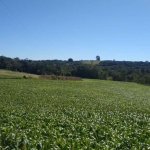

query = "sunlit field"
[
  {"left": 0, "top": 79, "right": 150, "bottom": 149},
  {"left": 0, "top": 69, "right": 39, "bottom": 79}
]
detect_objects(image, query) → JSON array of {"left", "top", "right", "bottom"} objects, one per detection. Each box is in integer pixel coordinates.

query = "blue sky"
[{"left": 0, "top": 0, "right": 150, "bottom": 61}]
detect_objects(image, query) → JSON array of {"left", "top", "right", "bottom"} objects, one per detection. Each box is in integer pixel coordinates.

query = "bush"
[
  {"left": 51, "top": 75, "right": 57, "bottom": 80},
  {"left": 23, "top": 75, "right": 27, "bottom": 79}
]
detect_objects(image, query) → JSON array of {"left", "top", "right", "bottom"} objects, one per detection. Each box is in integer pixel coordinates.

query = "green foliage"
[
  {"left": 68, "top": 58, "right": 73, "bottom": 63},
  {"left": 96, "top": 55, "right": 100, "bottom": 61},
  {"left": 81, "top": 60, "right": 100, "bottom": 65},
  {"left": 23, "top": 75, "right": 27, "bottom": 79},
  {"left": 0, "top": 79, "right": 150, "bottom": 149},
  {"left": 1, "top": 56, "right": 150, "bottom": 85},
  {"left": 41, "top": 75, "right": 82, "bottom": 80}
]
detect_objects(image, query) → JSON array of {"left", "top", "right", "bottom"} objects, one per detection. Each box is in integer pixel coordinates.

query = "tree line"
[{"left": 0, "top": 56, "right": 150, "bottom": 85}]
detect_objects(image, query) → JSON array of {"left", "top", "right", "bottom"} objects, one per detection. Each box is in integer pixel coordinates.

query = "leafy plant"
[{"left": 0, "top": 79, "right": 150, "bottom": 149}]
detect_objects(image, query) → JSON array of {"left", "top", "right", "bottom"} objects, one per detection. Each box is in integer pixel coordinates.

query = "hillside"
[
  {"left": 81, "top": 60, "right": 100, "bottom": 65},
  {"left": 0, "top": 69, "right": 39, "bottom": 79},
  {"left": 1, "top": 56, "right": 150, "bottom": 85}
]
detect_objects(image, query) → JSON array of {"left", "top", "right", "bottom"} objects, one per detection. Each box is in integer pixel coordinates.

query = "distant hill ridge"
[{"left": 0, "top": 56, "right": 150, "bottom": 85}]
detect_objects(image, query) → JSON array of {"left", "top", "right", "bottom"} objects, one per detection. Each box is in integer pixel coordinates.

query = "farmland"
[
  {"left": 81, "top": 60, "right": 100, "bottom": 65},
  {"left": 0, "top": 79, "right": 150, "bottom": 149},
  {"left": 0, "top": 69, "right": 39, "bottom": 79}
]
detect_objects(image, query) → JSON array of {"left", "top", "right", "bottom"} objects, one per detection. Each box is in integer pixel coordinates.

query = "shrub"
[{"left": 23, "top": 75, "right": 27, "bottom": 79}]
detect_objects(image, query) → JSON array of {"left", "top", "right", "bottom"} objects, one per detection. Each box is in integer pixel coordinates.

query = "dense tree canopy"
[
  {"left": 1, "top": 56, "right": 150, "bottom": 85},
  {"left": 96, "top": 55, "right": 100, "bottom": 61},
  {"left": 68, "top": 58, "right": 73, "bottom": 63}
]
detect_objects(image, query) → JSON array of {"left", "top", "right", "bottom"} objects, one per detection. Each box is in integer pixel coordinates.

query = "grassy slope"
[
  {"left": 0, "top": 69, "right": 39, "bottom": 79},
  {"left": 81, "top": 60, "right": 100, "bottom": 65},
  {"left": 0, "top": 79, "right": 150, "bottom": 149}
]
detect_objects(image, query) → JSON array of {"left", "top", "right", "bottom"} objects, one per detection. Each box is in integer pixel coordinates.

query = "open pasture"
[
  {"left": 0, "top": 70, "right": 39, "bottom": 79},
  {"left": 81, "top": 60, "right": 100, "bottom": 65},
  {"left": 0, "top": 79, "right": 150, "bottom": 149}
]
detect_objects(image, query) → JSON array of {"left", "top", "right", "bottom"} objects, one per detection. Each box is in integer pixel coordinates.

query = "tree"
[
  {"left": 68, "top": 58, "right": 73, "bottom": 63},
  {"left": 96, "top": 55, "right": 100, "bottom": 61}
]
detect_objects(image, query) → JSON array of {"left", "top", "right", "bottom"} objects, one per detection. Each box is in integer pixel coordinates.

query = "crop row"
[{"left": 0, "top": 79, "right": 150, "bottom": 149}]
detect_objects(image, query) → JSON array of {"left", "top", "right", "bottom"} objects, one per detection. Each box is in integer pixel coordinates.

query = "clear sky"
[{"left": 0, "top": 0, "right": 150, "bottom": 61}]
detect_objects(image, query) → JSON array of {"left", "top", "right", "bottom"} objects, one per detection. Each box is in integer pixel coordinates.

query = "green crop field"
[{"left": 0, "top": 79, "right": 150, "bottom": 149}]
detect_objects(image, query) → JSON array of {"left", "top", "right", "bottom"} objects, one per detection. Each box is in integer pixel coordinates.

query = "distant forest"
[{"left": 1, "top": 56, "right": 150, "bottom": 85}]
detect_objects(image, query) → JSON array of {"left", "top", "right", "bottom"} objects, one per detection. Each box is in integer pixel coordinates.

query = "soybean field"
[{"left": 0, "top": 79, "right": 150, "bottom": 149}]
